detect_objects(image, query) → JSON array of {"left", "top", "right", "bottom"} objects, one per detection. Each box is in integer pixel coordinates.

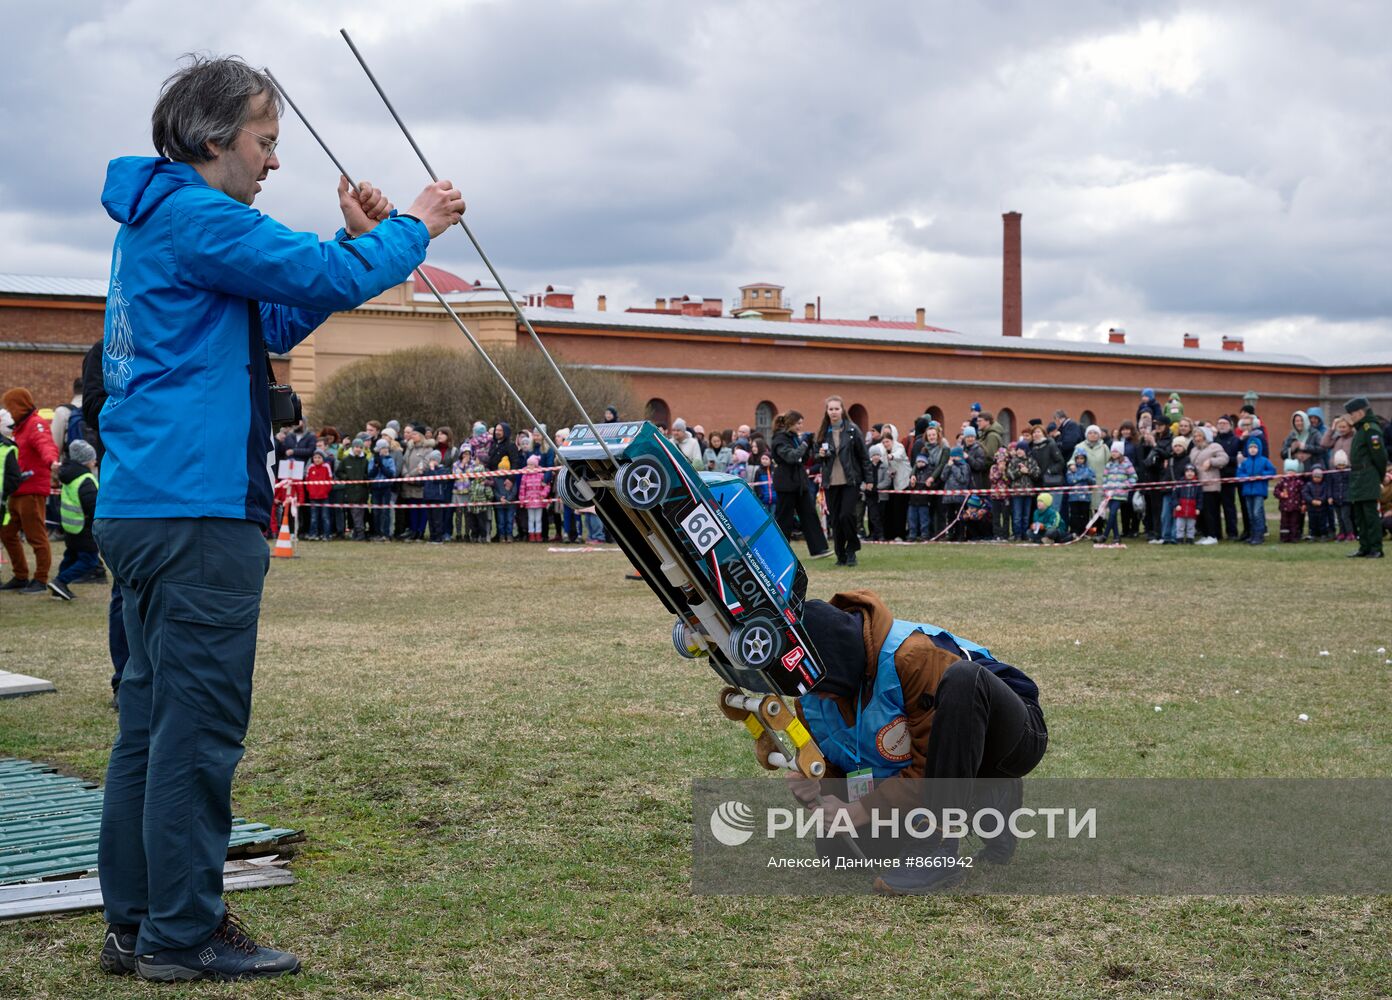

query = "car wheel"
[
  {"left": 672, "top": 618, "right": 704, "bottom": 659},
  {"left": 615, "top": 457, "right": 668, "bottom": 510},
  {"left": 729, "top": 618, "right": 783, "bottom": 670},
  {"left": 554, "top": 467, "right": 595, "bottom": 509}
]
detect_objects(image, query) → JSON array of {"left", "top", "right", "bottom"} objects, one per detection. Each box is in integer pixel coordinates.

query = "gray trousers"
[{"left": 93, "top": 517, "right": 268, "bottom": 954}]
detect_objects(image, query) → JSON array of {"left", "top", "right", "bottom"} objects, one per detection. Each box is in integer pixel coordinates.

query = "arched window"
[
  {"left": 926, "top": 405, "right": 944, "bottom": 426},
  {"left": 645, "top": 397, "right": 671, "bottom": 428},
  {"left": 1080, "top": 410, "right": 1096, "bottom": 429},
  {"left": 997, "top": 407, "right": 1015, "bottom": 441},
  {"left": 847, "top": 403, "right": 869, "bottom": 431},
  {"left": 754, "top": 400, "right": 776, "bottom": 439}
]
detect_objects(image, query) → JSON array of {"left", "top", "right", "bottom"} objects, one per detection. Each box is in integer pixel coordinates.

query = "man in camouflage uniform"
[{"left": 1344, "top": 396, "right": 1387, "bottom": 559}]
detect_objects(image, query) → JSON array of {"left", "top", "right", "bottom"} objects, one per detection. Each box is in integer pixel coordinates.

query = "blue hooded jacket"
[{"left": 96, "top": 157, "right": 429, "bottom": 524}]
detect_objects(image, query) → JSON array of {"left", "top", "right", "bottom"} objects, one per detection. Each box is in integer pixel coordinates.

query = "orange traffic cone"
[{"left": 272, "top": 516, "right": 297, "bottom": 559}]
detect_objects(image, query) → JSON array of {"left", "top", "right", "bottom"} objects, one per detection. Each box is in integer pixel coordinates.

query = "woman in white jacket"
[{"left": 880, "top": 423, "right": 911, "bottom": 540}]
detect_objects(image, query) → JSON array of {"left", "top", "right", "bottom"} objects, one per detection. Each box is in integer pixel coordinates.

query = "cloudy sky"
[{"left": 3, "top": 0, "right": 1389, "bottom": 360}]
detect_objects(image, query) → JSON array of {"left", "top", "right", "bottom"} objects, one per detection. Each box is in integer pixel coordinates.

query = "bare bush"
[{"left": 310, "top": 345, "right": 635, "bottom": 437}]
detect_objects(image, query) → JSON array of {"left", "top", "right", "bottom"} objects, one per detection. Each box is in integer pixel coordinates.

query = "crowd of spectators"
[{"left": 5, "top": 384, "right": 1391, "bottom": 588}]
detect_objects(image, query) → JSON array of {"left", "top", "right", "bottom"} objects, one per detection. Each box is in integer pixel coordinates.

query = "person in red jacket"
[
  {"left": 1, "top": 387, "right": 61, "bottom": 593},
  {"left": 302, "top": 452, "right": 334, "bottom": 540}
]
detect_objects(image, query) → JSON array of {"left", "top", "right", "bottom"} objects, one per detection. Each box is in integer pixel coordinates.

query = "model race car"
[{"left": 555, "top": 420, "right": 829, "bottom": 778}]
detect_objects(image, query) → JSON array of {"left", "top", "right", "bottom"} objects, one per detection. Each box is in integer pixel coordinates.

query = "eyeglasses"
[{"left": 238, "top": 127, "right": 279, "bottom": 157}]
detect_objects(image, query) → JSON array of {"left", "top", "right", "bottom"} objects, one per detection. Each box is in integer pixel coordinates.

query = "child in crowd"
[
  {"left": 751, "top": 452, "right": 776, "bottom": 510},
  {"left": 48, "top": 439, "right": 102, "bottom": 600},
  {"left": 1328, "top": 450, "right": 1354, "bottom": 541},
  {"left": 1027, "top": 492, "right": 1070, "bottom": 544},
  {"left": 1236, "top": 436, "right": 1276, "bottom": 545},
  {"left": 941, "top": 446, "right": 972, "bottom": 541},
  {"left": 1064, "top": 445, "right": 1096, "bottom": 538},
  {"left": 1274, "top": 458, "right": 1305, "bottom": 543},
  {"left": 864, "top": 443, "right": 887, "bottom": 541},
  {"left": 466, "top": 453, "right": 492, "bottom": 542},
  {"left": 906, "top": 454, "right": 933, "bottom": 541},
  {"left": 451, "top": 446, "right": 473, "bottom": 541},
  {"left": 303, "top": 451, "right": 334, "bottom": 540},
  {"left": 988, "top": 447, "right": 1010, "bottom": 539},
  {"left": 1099, "top": 440, "right": 1138, "bottom": 543},
  {"left": 726, "top": 447, "right": 749, "bottom": 481},
  {"left": 520, "top": 454, "right": 551, "bottom": 542},
  {"left": 421, "top": 454, "right": 455, "bottom": 543},
  {"left": 368, "top": 439, "right": 397, "bottom": 542},
  {"left": 1005, "top": 440, "right": 1040, "bottom": 541},
  {"left": 1173, "top": 466, "right": 1201, "bottom": 543},
  {"left": 493, "top": 451, "right": 518, "bottom": 543},
  {"left": 1302, "top": 466, "right": 1333, "bottom": 540}
]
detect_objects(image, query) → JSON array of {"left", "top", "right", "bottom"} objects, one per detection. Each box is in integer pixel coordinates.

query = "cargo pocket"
[{"left": 160, "top": 581, "right": 262, "bottom": 731}]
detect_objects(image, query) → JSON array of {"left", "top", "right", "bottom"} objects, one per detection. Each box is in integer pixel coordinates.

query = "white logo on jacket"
[{"left": 104, "top": 246, "right": 135, "bottom": 397}]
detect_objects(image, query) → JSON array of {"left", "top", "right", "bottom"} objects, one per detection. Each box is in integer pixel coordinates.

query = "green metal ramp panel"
[{"left": 0, "top": 758, "right": 302, "bottom": 885}]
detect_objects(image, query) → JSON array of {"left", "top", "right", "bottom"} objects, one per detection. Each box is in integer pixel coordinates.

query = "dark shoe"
[
  {"left": 1347, "top": 551, "right": 1367, "bottom": 558},
  {"left": 1367, "top": 551, "right": 1384, "bottom": 559},
  {"left": 872, "top": 840, "right": 970, "bottom": 895},
  {"left": 136, "top": 907, "right": 300, "bottom": 982},
  {"left": 20, "top": 580, "right": 48, "bottom": 595},
  {"left": 846, "top": 554, "right": 858, "bottom": 567},
  {"left": 1, "top": 576, "right": 30, "bottom": 590},
  {"left": 73, "top": 570, "right": 109, "bottom": 585},
  {"left": 808, "top": 549, "right": 834, "bottom": 560},
  {"left": 110, "top": 688, "right": 120, "bottom": 711},
  {"left": 47, "top": 579, "right": 76, "bottom": 601},
  {"left": 100, "top": 922, "right": 139, "bottom": 974}
]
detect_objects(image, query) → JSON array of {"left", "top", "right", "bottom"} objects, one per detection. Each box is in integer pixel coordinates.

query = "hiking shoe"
[
  {"left": 100, "top": 922, "right": 138, "bottom": 975},
  {"left": 808, "top": 549, "right": 834, "bottom": 560},
  {"left": 20, "top": 580, "right": 48, "bottom": 595},
  {"left": 846, "top": 554, "right": 858, "bottom": 567},
  {"left": 73, "top": 570, "right": 109, "bottom": 584},
  {"left": 1, "top": 576, "right": 30, "bottom": 590},
  {"left": 872, "top": 840, "right": 970, "bottom": 895},
  {"left": 47, "top": 579, "right": 76, "bottom": 601},
  {"left": 137, "top": 907, "right": 300, "bottom": 982}
]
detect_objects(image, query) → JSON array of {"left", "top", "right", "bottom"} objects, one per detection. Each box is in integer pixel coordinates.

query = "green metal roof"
[{"left": 0, "top": 758, "right": 301, "bottom": 885}]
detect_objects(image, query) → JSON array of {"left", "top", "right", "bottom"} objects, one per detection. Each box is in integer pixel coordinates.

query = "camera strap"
[{"left": 247, "top": 300, "right": 278, "bottom": 386}]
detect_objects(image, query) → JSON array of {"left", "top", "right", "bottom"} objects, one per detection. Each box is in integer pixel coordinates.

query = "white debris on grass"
[
  {"left": 1298, "top": 713, "right": 1310, "bottom": 722},
  {"left": 1154, "top": 705, "right": 1163, "bottom": 712},
  {"left": 1318, "top": 651, "right": 1330, "bottom": 657}
]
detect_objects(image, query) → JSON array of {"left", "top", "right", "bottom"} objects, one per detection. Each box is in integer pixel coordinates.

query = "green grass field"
[{"left": 2, "top": 538, "right": 1389, "bottom": 999}]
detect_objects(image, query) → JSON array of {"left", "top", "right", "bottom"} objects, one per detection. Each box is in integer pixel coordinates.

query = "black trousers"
[
  {"left": 1219, "top": 482, "right": 1240, "bottom": 538},
  {"left": 823, "top": 484, "right": 861, "bottom": 561},
  {"left": 775, "top": 489, "right": 829, "bottom": 556},
  {"left": 1200, "top": 492, "right": 1221, "bottom": 539}
]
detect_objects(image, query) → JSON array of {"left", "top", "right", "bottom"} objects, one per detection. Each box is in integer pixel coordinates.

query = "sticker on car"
[{"left": 681, "top": 504, "right": 726, "bottom": 556}]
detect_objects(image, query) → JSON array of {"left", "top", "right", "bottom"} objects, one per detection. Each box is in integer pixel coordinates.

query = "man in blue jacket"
[{"left": 93, "top": 54, "right": 464, "bottom": 982}]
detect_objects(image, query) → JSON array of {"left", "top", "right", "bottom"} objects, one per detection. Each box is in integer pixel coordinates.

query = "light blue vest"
[{"left": 801, "top": 619, "right": 993, "bottom": 781}]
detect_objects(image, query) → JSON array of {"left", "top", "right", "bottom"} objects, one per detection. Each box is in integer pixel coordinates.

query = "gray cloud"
[{"left": 1, "top": 0, "right": 1388, "bottom": 360}]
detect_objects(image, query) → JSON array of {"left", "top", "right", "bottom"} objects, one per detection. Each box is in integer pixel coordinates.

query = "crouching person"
[
  {"left": 787, "top": 590, "right": 1047, "bottom": 894},
  {"left": 1027, "top": 492, "right": 1070, "bottom": 544}
]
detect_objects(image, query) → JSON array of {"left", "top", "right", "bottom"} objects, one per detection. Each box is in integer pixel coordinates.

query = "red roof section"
[
  {"left": 793, "top": 317, "right": 956, "bottom": 333},
  {"left": 411, "top": 264, "right": 478, "bottom": 293}
]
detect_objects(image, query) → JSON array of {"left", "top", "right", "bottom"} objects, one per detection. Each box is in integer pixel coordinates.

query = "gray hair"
[{"left": 151, "top": 53, "right": 282, "bottom": 163}]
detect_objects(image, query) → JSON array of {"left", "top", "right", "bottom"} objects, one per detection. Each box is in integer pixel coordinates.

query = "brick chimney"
[
  {"left": 542, "top": 286, "right": 573, "bottom": 309},
  {"left": 805, "top": 302, "right": 816, "bottom": 320},
  {"left": 915, "top": 307, "right": 926, "bottom": 329},
  {"left": 1002, "top": 211, "right": 1022, "bottom": 337},
  {"left": 597, "top": 294, "right": 606, "bottom": 312},
  {"left": 1108, "top": 327, "right": 1126, "bottom": 344},
  {"left": 656, "top": 297, "right": 666, "bottom": 310},
  {"left": 1183, "top": 333, "right": 1200, "bottom": 349},
  {"left": 1222, "top": 335, "right": 1244, "bottom": 352}
]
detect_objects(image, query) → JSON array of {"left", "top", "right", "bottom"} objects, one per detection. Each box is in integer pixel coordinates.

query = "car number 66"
[{"left": 680, "top": 505, "right": 725, "bottom": 555}]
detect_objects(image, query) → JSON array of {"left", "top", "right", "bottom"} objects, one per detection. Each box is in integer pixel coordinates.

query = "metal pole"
[
  {"left": 265, "top": 70, "right": 566, "bottom": 460},
  {"left": 337, "top": 28, "right": 619, "bottom": 466}
]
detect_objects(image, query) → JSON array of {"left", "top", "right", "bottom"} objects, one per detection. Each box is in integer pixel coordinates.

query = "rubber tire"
[
  {"left": 554, "top": 467, "right": 595, "bottom": 509},
  {"left": 728, "top": 618, "right": 783, "bottom": 670},
  {"left": 615, "top": 457, "right": 669, "bottom": 510}
]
